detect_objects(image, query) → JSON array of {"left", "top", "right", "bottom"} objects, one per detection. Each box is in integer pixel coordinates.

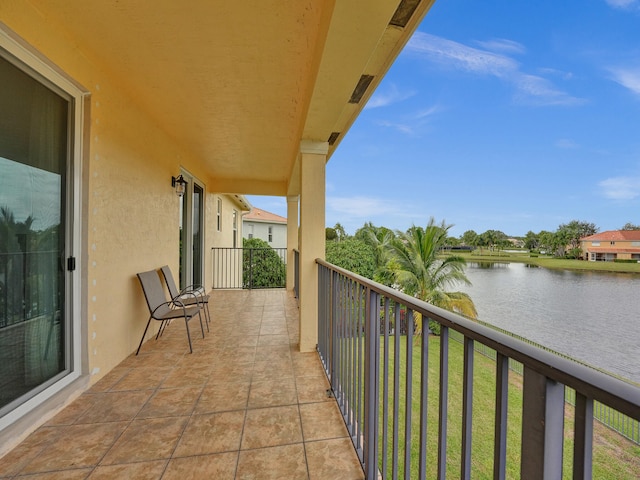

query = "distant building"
[
  {"left": 243, "top": 207, "right": 287, "bottom": 249},
  {"left": 580, "top": 230, "right": 640, "bottom": 262}
]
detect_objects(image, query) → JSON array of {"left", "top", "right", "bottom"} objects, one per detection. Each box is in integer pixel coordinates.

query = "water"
[{"left": 457, "top": 262, "right": 640, "bottom": 384}]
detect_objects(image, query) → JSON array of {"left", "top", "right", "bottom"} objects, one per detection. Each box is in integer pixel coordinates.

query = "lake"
[{"left": 457, "top": 262, "right": 640, "bottom": 384}]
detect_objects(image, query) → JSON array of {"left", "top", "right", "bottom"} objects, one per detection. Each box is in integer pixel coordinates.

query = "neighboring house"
[
  {"left": 580, "top": 230, "right": 640, "bottom": 262},
  {"left": 243, "top": 207, "right": 287, "bottom": 249}
]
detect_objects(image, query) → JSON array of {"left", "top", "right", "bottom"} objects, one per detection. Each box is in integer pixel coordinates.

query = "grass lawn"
[
  {"left": 443, "top": 250, "right": 640, "bottom": 274},
  {"left": 375, "top": 335, "right": 640, "bottom": 479}
]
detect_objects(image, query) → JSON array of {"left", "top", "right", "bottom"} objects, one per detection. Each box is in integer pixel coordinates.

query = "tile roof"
[
  {"left": 244, "top": 207, "right": 287, "bottom": 224},
  {"left": 581, "top": 230, "right": 640, "bottom": 242}
]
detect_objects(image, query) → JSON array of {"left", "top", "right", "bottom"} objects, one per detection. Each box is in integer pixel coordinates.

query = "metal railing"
[
  {"left": 293, "top": 249, "right": 299, "bottom": 299},
  {"left": 317, "top": 259, "right": 640, "bottom": 479},
  {"left": 211, "top": 247, "right": 287, "bottom": 289}
]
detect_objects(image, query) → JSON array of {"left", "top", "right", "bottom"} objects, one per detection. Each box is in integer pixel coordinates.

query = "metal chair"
[
  {"left": 136, "top": 269, "right": 205, "bottom": 354},
  {"left": 160, "top": 265, "right": 210, "bottom": 331}
]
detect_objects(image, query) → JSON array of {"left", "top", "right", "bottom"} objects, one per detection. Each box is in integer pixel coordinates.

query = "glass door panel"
[
  {"left": 192, "top": 183, "right": 203, "bottom": 288},
  {"left": 0, "top": 55, "right": 69, "bottom": 410}
]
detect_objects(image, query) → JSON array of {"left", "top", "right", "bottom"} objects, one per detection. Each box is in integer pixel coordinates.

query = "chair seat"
[{"left": 154, "top": 304, "right": 202, "bottom": 320}]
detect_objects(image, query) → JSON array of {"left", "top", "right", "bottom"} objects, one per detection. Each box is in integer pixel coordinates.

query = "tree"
[
  {"left": 621, "top": 222, "right": 640, "bottom": 230},
  {"left": 242, "top": 237, "right": 286, "bottom": 288},
  {"left": 325, "top": 227, "right": 337, "bottom": 241},
  {"left": 478, "top": 229, "right": 508, "bottom": 250},
  {"left": 460, "top": 230, "right": 479, "bottom": 247},
  {"left": 355, "top": 222, "right": 395, "bottom": 285},
  {"left": 386, "top": 218, "right": 477, "bottom": 334},
  {"left": 325, "top": 238, "right": 376, "bottom": 279},
  {"left": 524, "top": 231, "right": 539, "bottom": 251},
  {"left": 554, "top": 220, "right": 598, "bottom": 257},
  {"left": 333, "top": 222, "right": 347, "bottom": 241}
]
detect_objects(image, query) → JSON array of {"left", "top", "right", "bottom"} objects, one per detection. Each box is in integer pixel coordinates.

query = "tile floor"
[{"left": 0, "top": 289, "right": 364, "bottom": 479}]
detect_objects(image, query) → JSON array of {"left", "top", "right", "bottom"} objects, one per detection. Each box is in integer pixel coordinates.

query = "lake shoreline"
[{"left": 442, "top": 251, "right": 640, "bottom": 275}]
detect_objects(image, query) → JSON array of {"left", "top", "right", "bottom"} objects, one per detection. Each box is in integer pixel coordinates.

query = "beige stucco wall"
[{"left": 0, "top": 5, "right": 220, "bottom": 384}]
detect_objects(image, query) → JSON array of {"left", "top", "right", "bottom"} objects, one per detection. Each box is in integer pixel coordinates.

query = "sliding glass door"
[
  {"left": 0, "top": 54, "right": 71, "bottom": 411},
  {"left": 179, "top": 173, "right": 205, "bottom": 290}
]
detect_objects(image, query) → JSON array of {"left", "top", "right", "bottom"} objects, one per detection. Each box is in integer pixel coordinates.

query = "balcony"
[{"left": 0, "top": 289, "right": 363, "bottom": 479}]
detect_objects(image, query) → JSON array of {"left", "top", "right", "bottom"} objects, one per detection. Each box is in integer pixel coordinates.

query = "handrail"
[
  {"left": 316, "top": 258, "right": 639, "bottom": 419},
  {"left": 316, "top": 258, "right": 640, "bottom": 479}
]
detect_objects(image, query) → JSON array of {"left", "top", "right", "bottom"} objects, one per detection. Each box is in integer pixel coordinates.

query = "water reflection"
[{"left": 460, "top": 262, "right": 640, "bottom": 384}]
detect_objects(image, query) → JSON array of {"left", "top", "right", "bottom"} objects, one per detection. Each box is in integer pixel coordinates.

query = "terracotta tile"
[
  {"left": 15, "top": 468, "right": 93, "bottom": 479},
  {"left": 110, "top": 366, "right": 173, "bottom": 391},
  {"left": 0, "top": 427, "right": 60, "bottom": 476},
  {"left": 300, "top": 402, "right": 349, "bottom": 441},
  {"left": 292, "top": 354, "right": 325, "bottom": 377},
  {"left": 194, "top": 381, "right": 250, "bottom": 414},
  {"left": 45, "top": 394, "right": 97, "bottom": 425},
  {"left": 173, "top": 411, "right": 245, "bottom": 457},
  {"left": 305, "top": 438, "right": 364, "bottom": 480},
  {"left": 259, "top": 323, "right": 288, "bottom": 336},
  {"left": 137, "top": 386, "right": 202, "bottom": 418},
  {"left": 296, "top": 375, "right": 332, "bottom": 404},
  {"left": 87, "top": 460, "right": 166, "bottom": 479},
  {"left": 248, "top": 379, "right": 297, "bottom": 409},
  {"left": 100, "top": 417, "right": 187, "bottom": 465},
  {"left": 236, "top": 444, "right": 308, "bottom": 480},
  {"left": 76, "top": 390, "right": 153, "bottom": 423},
  {"left": 241, "top": 405, "right": 302, "bottom": 450},
  {"left": 87, "top": 366, "right": 131, "bottom": 393},
  {"left": 161, "top": 364, "right": 212, "bottom": 388},
  {"left": 163, "top": 453, "right": 238, "bottom": 480},
  {"left": 258, "top": 334, "right": 290, "bottom": 346},
  {"left": 210, "top": 363, "right": 254, "bottom": 383},
  {"left": 21, "top": 422, "right": 127, "bottom": 473}
]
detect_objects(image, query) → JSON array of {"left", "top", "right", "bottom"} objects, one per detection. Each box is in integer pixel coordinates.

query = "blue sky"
[{"left": 250, "top": 0, "right": 640, "bottom": 237}]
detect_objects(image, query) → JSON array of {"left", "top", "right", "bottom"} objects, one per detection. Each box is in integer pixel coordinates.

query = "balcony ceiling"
[{"left": 28, "top": 0, "right": 434, "bottom": 195}]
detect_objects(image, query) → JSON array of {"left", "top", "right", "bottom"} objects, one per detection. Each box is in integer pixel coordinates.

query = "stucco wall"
[
  {"left": 243, "top": 221, "right": 287, "bottom": 249},
  {"left": 1, "top": 5, "right": 217, "bottom": 384}
]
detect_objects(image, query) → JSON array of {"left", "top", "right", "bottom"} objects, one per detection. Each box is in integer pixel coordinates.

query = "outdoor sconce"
[{"left": 171, "top": 174, "right": 187, "bottom": 197}]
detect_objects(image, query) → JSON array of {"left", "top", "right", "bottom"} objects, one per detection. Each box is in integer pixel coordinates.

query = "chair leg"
[
  {"left": 203, "top": 303, "right": 210, "bottom": 332},
  {"left": 198, "top": 311, "right": 205, "bottom": 338},
  {"left": 136, "top": 317, "right": 153, "bottom": 355},
  {"left": 184, "top": 318, "right": 193, "bottom": 353}
]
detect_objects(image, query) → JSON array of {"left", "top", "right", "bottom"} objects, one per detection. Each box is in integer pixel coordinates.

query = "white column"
[
  {"left": 286, "top": 195, "right": 299, "bottom": 291},
  {"left": 298, "top": 140, "right": 327, "bottom": 352}
]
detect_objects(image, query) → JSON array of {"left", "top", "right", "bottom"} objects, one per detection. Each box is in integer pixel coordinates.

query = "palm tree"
[
  {"left": 386, "top": 218, "right": 477, "bottom": 334},
  {"left": 358, "top": 222, "right": 395, "bottom": 286}
]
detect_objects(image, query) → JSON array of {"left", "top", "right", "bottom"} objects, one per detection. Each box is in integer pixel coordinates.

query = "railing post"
[
  {"left": 363, "top": 287, "right": 380, "bottom": 480},
  {"left": 521, "top": 366, "right": 565, "bottom": 479}
]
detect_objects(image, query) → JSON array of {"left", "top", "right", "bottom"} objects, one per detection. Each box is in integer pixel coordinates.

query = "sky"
[{"left": 249, "top": 0, "right": 640, "bottom": 238}]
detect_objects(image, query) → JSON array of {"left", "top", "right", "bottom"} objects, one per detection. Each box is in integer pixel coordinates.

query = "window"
[
  {"left": 216, "top": 198, "right": 222, "bottom": 231},
  {"left": 610, "top": 241, "right": 616, "bottom": 246},
  {"left": 268, "top": 226, "right": 273, "bottom": 243},
  {"left": 592, "top": 241, "right": 600, "bottom": 246}
]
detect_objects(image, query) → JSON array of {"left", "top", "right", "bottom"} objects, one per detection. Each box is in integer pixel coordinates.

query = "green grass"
[
  {"left": 443, "top": 250, "right": 640, "bottom": 274},
  {"left": 373, "top": 335, "right": 640, "bottom": 479}
]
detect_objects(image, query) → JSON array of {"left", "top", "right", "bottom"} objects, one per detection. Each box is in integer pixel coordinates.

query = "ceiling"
[{"left": 29, "top": 0, "right": 434, "bottom": 196}]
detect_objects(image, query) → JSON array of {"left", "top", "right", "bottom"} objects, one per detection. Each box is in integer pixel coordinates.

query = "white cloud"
[
  {"left": 475, "top": 38, "right": 526, "bottom": 55},
  {"left": 327, "top": 196, "right": 399, "bottom": 218},
  {"left": 605, "top": 0, "right": 640, "bottom": 10},
  {"left": 406, "top": 32, "right": 585, "bottom": 107},
  {"left": 598, "top": 176, "right": 640, "bottom": 200},
  {"left": 375, "top": 104, "right": 441, "bottom": 135},
  {"left": 608, "top": 67, "right": 640, "bottom": 96},
  {"left": 366, "top": 84, "right": 416, "bottom": 109}
]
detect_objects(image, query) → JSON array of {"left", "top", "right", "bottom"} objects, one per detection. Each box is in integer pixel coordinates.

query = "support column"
[
  {"left": 286, "top": 195, "right": 299, "bottom": 291},
  {"left": 299, "top": 140, "right": 327, "bottom": 352}
]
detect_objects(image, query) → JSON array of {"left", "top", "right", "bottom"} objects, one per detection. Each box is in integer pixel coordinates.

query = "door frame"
[
  {"left": 179, "top": 169, "right": 206, "bottom": 290},
  {"left": 0, "top": 25, "right": 88, "bottom": 429}
]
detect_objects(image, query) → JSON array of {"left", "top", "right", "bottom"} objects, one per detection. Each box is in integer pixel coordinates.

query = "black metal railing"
[
  {"left": 317, "top": 259, "right": 640, "bottom": 479},
  {"left": 211, "top": 247, "right": 287, "bottom": 289}
]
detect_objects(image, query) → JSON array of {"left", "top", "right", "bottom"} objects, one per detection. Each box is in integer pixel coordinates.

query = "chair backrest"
[
  {"left": 137, "top": 270, "right": 169, "bottom": 314},
  {"left": 160, "top": 265, "right": 180, "bottom": 299}
]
